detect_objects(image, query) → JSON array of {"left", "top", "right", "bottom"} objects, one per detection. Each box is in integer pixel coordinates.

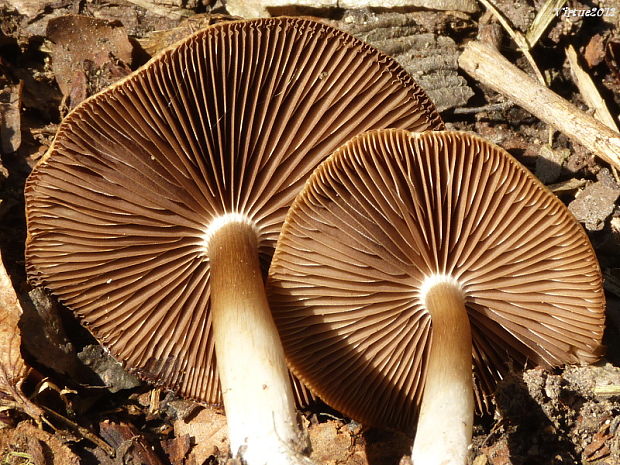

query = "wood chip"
[{"left": 547, "top": 177, "right": 587, "bottom": 194}]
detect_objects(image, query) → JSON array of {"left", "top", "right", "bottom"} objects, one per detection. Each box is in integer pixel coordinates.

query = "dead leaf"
[
  {"left": 162, "top": 433, "right": 192, "bottom": 465},
  {"left": 0, "top": 254, "right": 42, "bottom": 421},
  {"left": 0, "top": 81, "right": 23, "bottom": 154},
  {"left": 46, "top": 15, "right": 133, "bottom": 109},
  {"left": 138, "top": 13, "right": 238, "bottom": 57},
  {"left": 583, "top": 424, "right": 612, "bottom": 462},
  {"left": 0, "top": 0, "right": 49, "bottom": 18},
  {"left": 172, "top": 407, "right": 229, "bottom": 464},
  {"left": 0, "top": 421, "right": 80, "bottom": 465}
]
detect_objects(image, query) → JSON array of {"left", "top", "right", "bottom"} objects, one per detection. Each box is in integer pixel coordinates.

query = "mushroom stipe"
[{"left": 267, "top": 129, "right": 605, "bottom": 465}]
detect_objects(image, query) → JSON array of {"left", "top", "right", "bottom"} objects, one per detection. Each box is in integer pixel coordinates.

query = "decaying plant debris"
[{"left": 0, "top": 0, "right": 619, "bottom": 464}]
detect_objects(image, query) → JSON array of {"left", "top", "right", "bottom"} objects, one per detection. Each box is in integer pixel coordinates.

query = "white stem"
[
  {"left": 412, "top": 281, "right": 474, "bottom": 465},
  {"left": 208, "top": 220, "right": 312, "bottom": 465}
]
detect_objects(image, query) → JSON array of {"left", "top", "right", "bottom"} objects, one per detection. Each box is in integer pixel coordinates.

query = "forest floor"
[{"left": 1, "top": 0, "right": 620, "bottom": 464}]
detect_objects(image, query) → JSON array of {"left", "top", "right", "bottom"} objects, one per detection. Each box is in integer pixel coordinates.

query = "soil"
[{"left": 1, "top": 0, "right": 619, "bottom": 464}]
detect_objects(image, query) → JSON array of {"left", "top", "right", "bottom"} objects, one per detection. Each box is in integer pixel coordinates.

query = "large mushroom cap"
[
  {"left": 25, "top": 17, "right": 443, "bottom": 405},
  {"left": 267, "top": 129, "right": 605, "bottom": 431}
]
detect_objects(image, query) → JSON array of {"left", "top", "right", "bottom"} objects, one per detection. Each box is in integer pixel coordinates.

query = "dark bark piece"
[
  {"left": 0, "top": 82, "right": 23, "bottom": 154},
  {"left": 99, "top": 420, "right": 165, "bottom": 465},
  {"left": 333, "top": 13, "right": 474, "bottom": 112}
]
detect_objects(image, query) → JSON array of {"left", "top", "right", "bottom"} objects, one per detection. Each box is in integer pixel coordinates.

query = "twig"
[
  {"left": 452, "top": 102, "right": 514, "bottom": 114},
  {"left": 458, "top": 40, "right": 620, "bottom": 171}
]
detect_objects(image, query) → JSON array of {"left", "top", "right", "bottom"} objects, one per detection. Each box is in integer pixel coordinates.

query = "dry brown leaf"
[
  {"left": 138, "top": 13, "right": 237, "bottom": 57},
  {"left": 162, "top": 433, "right": 192, "bottom": 465},
  {"left": 46, "top": 15, "right": 133, "bottom": 109},
  {"left": 0, "top": 421, "right": 80, "bottom": 465},
  {"left": 0, "top": 0, "right": 48, "bottom": 17},
  {"left": 172, "top": 407, "right": 229, "bottom": 463},
  {"left": 0, "top": 255, "right": 41, "bottom": 420},
  {"left": 0, "top": 81, "right": 23, "bottom": 155}
]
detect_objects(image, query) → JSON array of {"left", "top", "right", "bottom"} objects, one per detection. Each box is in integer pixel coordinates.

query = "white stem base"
[
  {"left": 412, "top": 281, "right": 474, "bottom": 465},
  {"left": 208, "top": 220, "right": 313, "bottom": 465}
]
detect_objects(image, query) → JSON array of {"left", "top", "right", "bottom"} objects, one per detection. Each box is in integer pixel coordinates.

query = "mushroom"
[
  {"left": 267, "top": 129, "right": 605, "bottom": 465},
  {"left": 25, "top": 18, "right": 444, "bottom": 465}
]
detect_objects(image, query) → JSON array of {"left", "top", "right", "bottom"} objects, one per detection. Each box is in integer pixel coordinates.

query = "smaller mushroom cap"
[{"left": 267, "top": 129, "right": 605, "bottom": 431}]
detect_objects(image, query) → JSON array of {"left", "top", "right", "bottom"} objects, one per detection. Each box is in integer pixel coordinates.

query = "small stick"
[
  {"left": 452, "top": 102, "right": 513, "bottom": 114},
  {"left": 39, "top": 404, "right": 116, "bottom": 457},
  {"left": 459, "top": 40, "right": 620, "bottom": 171}
]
